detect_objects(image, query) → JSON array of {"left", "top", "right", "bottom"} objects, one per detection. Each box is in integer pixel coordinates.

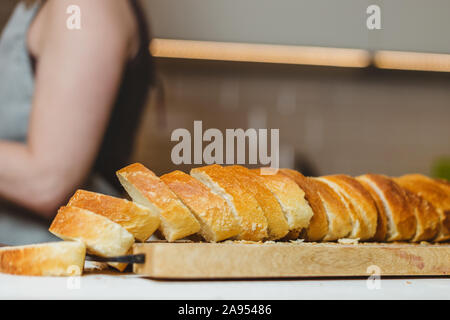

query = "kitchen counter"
[{"left": 1, "top": 273, "right": 449, "bottom": 300}]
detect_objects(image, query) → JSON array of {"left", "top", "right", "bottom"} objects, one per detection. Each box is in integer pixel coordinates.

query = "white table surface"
[{"left": 1, "top": 273, "right": 449, "bottom": 300}]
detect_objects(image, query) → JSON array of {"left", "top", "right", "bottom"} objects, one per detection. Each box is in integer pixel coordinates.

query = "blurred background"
[{"left": 2, "top": 0, "right": 449, "bottom": 179}]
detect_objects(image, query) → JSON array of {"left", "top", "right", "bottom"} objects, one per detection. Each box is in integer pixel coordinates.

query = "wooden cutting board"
[{"left": 133, "top": 241, "right": 450, "bottom": 279}]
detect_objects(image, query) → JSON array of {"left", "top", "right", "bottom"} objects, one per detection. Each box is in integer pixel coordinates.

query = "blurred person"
[{"left": 0, "top": 0, "right": 154, "bottom": 244}]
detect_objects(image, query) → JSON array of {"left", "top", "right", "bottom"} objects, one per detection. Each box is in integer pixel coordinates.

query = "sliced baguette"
[
  {"left": 357, "top": 174, "right": 416, "bottom": 241},
  {"left": 310, "top": 178, "right": 353, "bottom": 240},
  {"left": 68, "top": 190, "right": 160, "bottom": 242},
  {"left": 160, "top": 170, "right": 240, "bottom": 242},
  {"left": 394, "top": 174, "right": 450, "bottom": 242},
  {"left": 279, "top": 169, "right": 328, "bottom": 241},
  {"left": 0, "top": 241, "right": 86, "bottom": 277},
  {"left": 434, "top": 178, "right": 450, "bottom": 190},
  {"left": 355, "top": 177, "right": 388, "bottom": 241},
  {"left": 318, "top": 175, "right": 378, "bottom": 240},
  {"left": 49, "top": 206, "right": 134, "bottom": 271},
  {"left": 190, "top": 165, "right": 268, "bottom": 241},
  {"left": 403, "top": 189, "right": 440, "bottom": 242},
  {"left": 224, "top": 166, "right": 289, "bottom": 240},
  {"left": 252, "top": 168, "right": 313, "bottom": 239},
  {"left": 116, "top": 163, "right": 200, "bottom": 242}
]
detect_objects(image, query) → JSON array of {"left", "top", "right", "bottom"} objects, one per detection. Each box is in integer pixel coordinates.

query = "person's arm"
[{"left": 0, "top": 0, "right": 136, "bottom": 217}]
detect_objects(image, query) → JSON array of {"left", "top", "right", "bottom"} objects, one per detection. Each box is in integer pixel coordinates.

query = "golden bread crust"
[
  {"left": 68, "top": 190, "right": 160, "bottom": 242},
  {"left": 403, "top": 189, "right": 440, "bottom": 241},
  {"left": 356, "top": 178, "right": 388, "bottom": 241},
  {"left": 252, "top": 168, "right": 313, "bottom": 238},
  {"left": 395, "top": 174, "right": 450, "bottom": 242},
  {"left": 222, "top": 166, "right": 289, "bottom": 240},
  {"left": 434, "top": 178, "right": 450, "bottom": 191},
  {"left": 357, "top": 174, "right": 416, "bottom": 241},
  {"left": 49, "top": 206, "right": 134, "bottom": 271},
  {"left": 117, "top": 163, "right": 200, "bottom": 242},
  {"left": 279, "top": 169, "right": 328, "bottom": 241},
  {"left": 319, "top": 175, "right": 378, "bottom": 240},
  {"left": 161, "top": 170, "right": 240, "bottom": 242},
  {"left": 311, "top": 178, "right": 353, "bottom": 240},
  {"left": 191, "top": 165, "right": 268, "bottom": 241},
  {"left": 0, "top": 241, "right": 86, "bottom": 277}
]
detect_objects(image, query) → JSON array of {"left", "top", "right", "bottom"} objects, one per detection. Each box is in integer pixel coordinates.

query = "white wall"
[{"left": 145, "top": 0, "right": 450, "bottom": 53}]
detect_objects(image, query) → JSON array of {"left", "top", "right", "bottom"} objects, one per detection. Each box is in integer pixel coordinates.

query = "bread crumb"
[
  {"left": 223, "top": 240, "right": 261, "bottom": 244},
  {"left": 338, "top": 238, "right": 360, "bottom": 245},
  {"left": 84, "top": 261, "right": 108, "bottom": 272}
]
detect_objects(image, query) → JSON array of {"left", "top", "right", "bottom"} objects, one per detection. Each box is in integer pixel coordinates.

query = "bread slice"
[
  {"left": 160, "top": 170, "right": 240, "bottom": 242},
  {"left": 318, "top": 175, "right": 378, "bottom": 240},
  {"left": 357, "top": 174, "right": 417, "bottom": 241},
  {"left": 252, "top": 168, "right": 313, "bottom": 239},
  {"left": 0, "top": 241, "right": 86, "bottom": 277},
  {"left": 190, "top": 165, "right": 268, "bottom": 241},
  {"left": 116, "top": 163, "right": 200, "bottom": 242},
  {"left": 394, "top": 174, "right": 450, "bottom": 242},
  {"left": 434, "top": 178, "right": 450, "bottom": 191},
  {"left": 403, "top": 189, "right": 440, "bottom": 242},
  {"left": 355, "top": 177, "right": 388, "bottom": 241},
  {"left": 68, "top": 190, "right": 160, "bottom": 242},
  {"left": 224, "top": 166, "right": 289, "bottom": 240},
  {"left": 310, "top": 178, "right": 353, "bottom": 240},
  {"left": 279, "top": 169, "right": 328, "bottom": 241},
  {"left": 49, "top": 206, "right": 134, "bottom": 271}
]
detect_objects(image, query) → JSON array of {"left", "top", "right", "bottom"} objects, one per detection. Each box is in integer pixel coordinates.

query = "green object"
[{"left": 431, "top": 157, "right": 450, "bottom": 181}]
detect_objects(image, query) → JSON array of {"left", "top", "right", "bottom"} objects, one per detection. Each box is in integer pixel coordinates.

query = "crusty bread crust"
[
  {"left": 395, "top": 174, "right": 450, "bottom": 242},
  {"left": 226, "top": 166, "right": 289, "bottom": 240},
  {"left": 319, "top": 175, "right": 378, "bottom": 240},
  {"left": 116, "top": 163, "right": 200, "bottom": 242},
  {"left": 252, "top": 169, "right": 313, "bottom": 239},
  {"left": 49, "top": 206, "right": 134, "bottom": 271},
  {"left": 68, "top": 190, "right": 160, "bottom": 242},
  {"left": 403, "top": 189, "right": 440, "bottom": 242},
  {"left": 357, "top": 174, "right": 416, "bottom": 241},
  {"left": 356, "top": 178, "right": 388, "bottom": 241},
  {"left": 191, "top": 165, "right": 268, "bottom": 241},
  {"left": 161, "top": 170, "right": 240, "bottom": 242},
  {"left": 279, "top": 169, "right": 328, "bottom": 241},
  {"left": 434, "top": 178, "right": 450, "bottom": 191},
  {"left": 0, "top": 241, "right": 86, "bottom": 277},
  {"left": 311, "top": 178, "right": 353, "bottom": 240}
]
